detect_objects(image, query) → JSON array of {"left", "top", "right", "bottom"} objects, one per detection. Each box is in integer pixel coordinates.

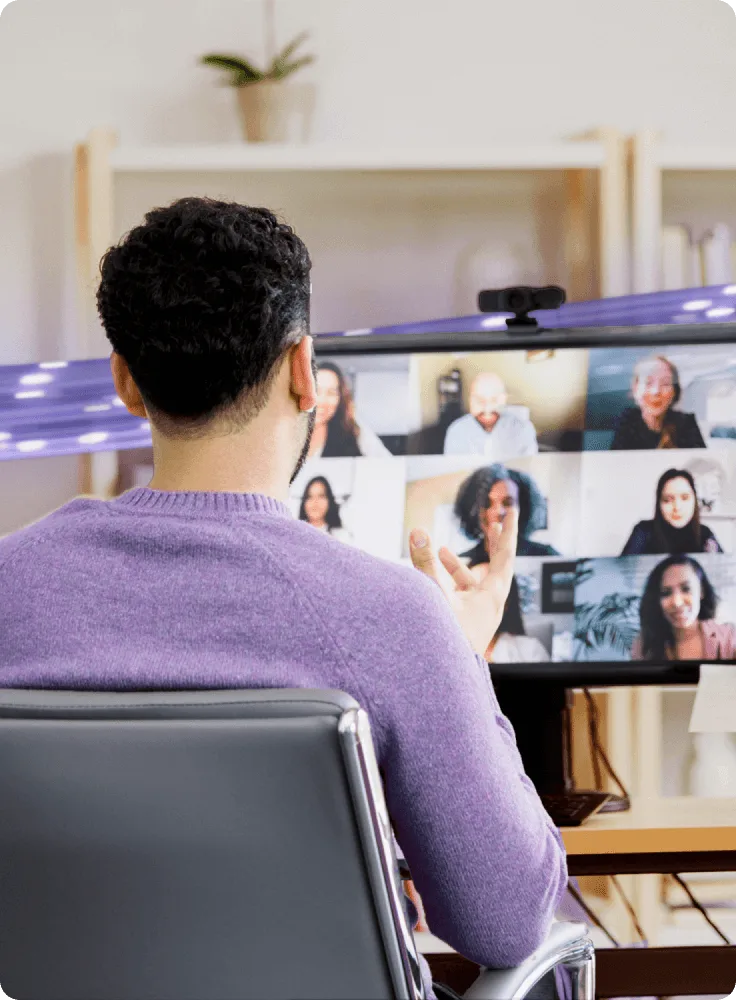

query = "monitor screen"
[{"left": 299, "top": 326, "right": 736, "bottom": 682}]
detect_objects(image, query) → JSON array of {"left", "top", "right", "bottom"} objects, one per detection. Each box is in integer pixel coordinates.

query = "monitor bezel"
[{"left": 314, "top": 320, "right": 736, "bottom": 687}]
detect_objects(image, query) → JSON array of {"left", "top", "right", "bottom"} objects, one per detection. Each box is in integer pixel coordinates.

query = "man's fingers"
[
  {"left": 438, "top": 547, "right": 476, "bottom": 591},
  {"left": 481, "top": 507, "right": 518, "bottom": 596},
  {"left": 409, "top": 530, "right": 443, "bottom": 586}
]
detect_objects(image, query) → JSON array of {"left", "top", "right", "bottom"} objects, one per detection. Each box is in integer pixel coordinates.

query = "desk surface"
[{"left": 561, "top": 796, "right": 736, "bottom": 856}]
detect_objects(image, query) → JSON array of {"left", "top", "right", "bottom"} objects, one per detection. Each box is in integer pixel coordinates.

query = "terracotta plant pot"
[{"left": 235, "top": 81, "right": 315, "bottom": 143}]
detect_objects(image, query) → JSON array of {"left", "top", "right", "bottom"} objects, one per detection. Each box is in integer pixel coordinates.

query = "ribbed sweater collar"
[{"left": 110, "top": 487, "right": 291, "bottom": 518}]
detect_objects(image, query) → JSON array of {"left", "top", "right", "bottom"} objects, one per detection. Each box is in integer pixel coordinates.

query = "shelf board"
[
  {"left": 109, "top": 141, "right": 605, "bottom": 174},
  {"left": 658, "top": 145, "right": 736, "bottom": 171}
]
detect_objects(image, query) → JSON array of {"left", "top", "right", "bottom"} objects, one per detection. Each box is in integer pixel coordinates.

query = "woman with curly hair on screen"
[
  {"left": 454, "top": 463, "right": 560, "bottom": 567},
  {"left": 631, "top": 554, "right": 736, "bottom": 661}
]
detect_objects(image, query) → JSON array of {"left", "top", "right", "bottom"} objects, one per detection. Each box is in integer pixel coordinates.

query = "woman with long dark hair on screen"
[
  {"left": 298, "top": 476, "right": 353, "bottom": 544},
  {"left": 454, "top": 463, "right": 561, "bottom": 565},
  {"left": 307, "top": 361, "right": 390, "bottom": 458},
  {"left": 483, "top": 576, "right": 550, "bottom": 664},
  {"left": 611, "top": 355, "right": 705, "bottom": 450},
  {"left": 631, "top": 555, "right": 736, "bottom": 661},
  {"left": 621, "top": 469, "right": 723, "bottom": 555}
]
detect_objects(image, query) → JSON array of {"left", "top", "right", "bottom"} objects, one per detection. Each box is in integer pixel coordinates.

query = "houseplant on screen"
[{"left": 201, "top": 1, "right": 315, "bottom": 142}]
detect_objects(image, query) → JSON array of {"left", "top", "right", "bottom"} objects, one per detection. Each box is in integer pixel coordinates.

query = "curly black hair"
[
  {"left": 97, "top": 197, "right": 312, "bottom": 435},
  {"left": 453, "top": 463, "right": 547, "bottom": 541}
]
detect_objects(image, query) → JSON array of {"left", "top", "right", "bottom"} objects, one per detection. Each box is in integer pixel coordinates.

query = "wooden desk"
[
  {"left": 564, "top": 795, "right": 736, "bottom": 876},
  {"left": 425, "top": 798, "right": 736, "bottom": 998}
]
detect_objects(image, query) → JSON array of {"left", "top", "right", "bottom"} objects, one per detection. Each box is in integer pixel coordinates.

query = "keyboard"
[{"left": 541, "top": 791, "right": 612, "bottom": 827}]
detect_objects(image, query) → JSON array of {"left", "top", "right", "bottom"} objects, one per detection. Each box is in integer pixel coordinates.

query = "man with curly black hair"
[
  {"left": 0, "top": 198, "right": 567, "bottom": 1000},
  {"left": 97, "top": 197, "right": 317, "bottom": 486}
]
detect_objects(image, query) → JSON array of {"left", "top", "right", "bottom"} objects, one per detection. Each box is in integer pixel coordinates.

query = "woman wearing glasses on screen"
[
  {"left": 631, "top": 555, "right": 736, "bottom": 661},
  {"left": 483, "top": 577, "right": 550, "bottom": 664},
  {"left": 611, "top": 356, "right": 706, "bottom": 451},
  {"left": 298, "top": 476, "right": 354, "bottom": 545},
  {"left": 621, "top": 469, "right": 723, "bottom": 556},
  {"left": 307, "top": 361, "right": 390, "bottom": 458},
  {"left": 454, "top": 463, "right": 560, "bottom": 565}
]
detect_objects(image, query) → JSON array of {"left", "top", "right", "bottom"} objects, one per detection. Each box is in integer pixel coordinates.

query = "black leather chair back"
[{"left": 0, "top": 688, "right": 423, "bottom": 1000}]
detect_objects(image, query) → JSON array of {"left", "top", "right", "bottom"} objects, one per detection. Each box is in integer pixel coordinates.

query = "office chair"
[{"left": 0, "top": 688, "right": 594, "bottom": 1000}]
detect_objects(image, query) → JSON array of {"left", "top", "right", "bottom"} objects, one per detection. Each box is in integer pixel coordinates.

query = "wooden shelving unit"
[
  {"left": 74, "top": 126, "right": 629, "bottom": 360},
  {"left": 630, "top": 130, "right": 736, "bottom": 293}
]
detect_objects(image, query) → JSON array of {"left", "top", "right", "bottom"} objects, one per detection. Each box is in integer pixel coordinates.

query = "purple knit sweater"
[{"left": 0, "top": 488, "right": 567, "bottom": 995}]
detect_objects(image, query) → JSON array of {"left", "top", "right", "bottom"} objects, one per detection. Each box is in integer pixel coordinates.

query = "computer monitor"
[
  {"left": 5, "top": 320, "right": 736, "bottom": 690},
  {"left": 307, "top": 323, "right": 736, "bottom": 687},
  {"left": 305, "top": 322, "right": 736, "bottom": 796}
]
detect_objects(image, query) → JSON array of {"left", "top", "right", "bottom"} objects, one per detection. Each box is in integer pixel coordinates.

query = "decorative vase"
[{"left": 235, "top": 81, "right": 314, "bottom": 143}]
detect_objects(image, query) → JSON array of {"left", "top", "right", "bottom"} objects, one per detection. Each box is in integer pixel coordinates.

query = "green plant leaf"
[
  {"left": 274, "top": 30, "right": 309, "bottom": 66},
  {"left": 573, "top": 595, "right": 640, "bottom": 654},
  {"left": 269, "top": 54, "right": 315, "bottom": 81},
  {"left": 201, "top": 53, "right": 264, "bottom": 84},
  {"left": 268, "top": 31, "right": 314, "bottom": 78}
]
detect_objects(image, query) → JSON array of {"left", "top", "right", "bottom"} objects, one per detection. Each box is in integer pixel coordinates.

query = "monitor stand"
[{"left": 493, "top": 679, "right": 629, "bottom": 814}]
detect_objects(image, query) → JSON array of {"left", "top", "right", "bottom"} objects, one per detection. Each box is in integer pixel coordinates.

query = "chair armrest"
[{"left": 462, "top": 921, "right": 594, "bottom": 1000}]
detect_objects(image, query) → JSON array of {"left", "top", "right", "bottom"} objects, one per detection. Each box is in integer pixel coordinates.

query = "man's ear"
[
  {"left": 290, "top": 336, "right": 317, "bottom": 413},
  {"left": 110, "top": 352, "right": 148, "bottom": 418}
]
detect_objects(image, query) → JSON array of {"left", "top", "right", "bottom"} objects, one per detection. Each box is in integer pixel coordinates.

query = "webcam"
[{"left": 478, "top": 285, "right": 566, "bottom": 330}]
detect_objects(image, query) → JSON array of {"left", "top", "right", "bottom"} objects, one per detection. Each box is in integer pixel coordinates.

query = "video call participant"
[
  {"left": 631, "top": 555, "right": 736, "bottom": 661},
  {"left": 621, "top": 469, "right": 723, "bottom": 556},
  {"left": 307, "top": 360, "right": 390, "bottom": 458},
  {"left": 443, "top": 372, "right": 539, "bottom": 458},
  {"left": 477, "top": 576, "right": 550, "bottom": 665},
  {"left": 611, "top": 355, "right": 706, "bottom": 451},
  {"left": 299, "top": 475, "right": 354, "bottom": 544},
  {"left": 454, "top": 463, "right": 561, "bottom": 564},
  {"left": 0, "top": 198, "right": 566, "bottom": 1000}
]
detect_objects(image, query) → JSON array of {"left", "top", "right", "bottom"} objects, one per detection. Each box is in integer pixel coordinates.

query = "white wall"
[
  {"left": 4, "top": 0, "right": 736, "bottom": 365},
  {"left": 3, "top": 0, "right": 736, "bottom": 530}
]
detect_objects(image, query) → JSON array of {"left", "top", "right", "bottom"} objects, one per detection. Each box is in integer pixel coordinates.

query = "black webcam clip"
[{"left": 477, "top": 285, "right": 566, "bottom": 331}]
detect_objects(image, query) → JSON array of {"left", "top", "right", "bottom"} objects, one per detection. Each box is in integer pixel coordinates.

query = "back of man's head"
[{"left": 96, "top": 197, "right": 312, "bottom": 436}]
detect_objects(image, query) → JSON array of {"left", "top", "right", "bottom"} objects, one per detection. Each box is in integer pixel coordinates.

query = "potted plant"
[{"left": 201, "top": 2, "right": 315, "bottom": 143}]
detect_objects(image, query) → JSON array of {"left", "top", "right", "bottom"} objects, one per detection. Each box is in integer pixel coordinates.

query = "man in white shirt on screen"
[{"left": 443, "top": 372, "right": 539, "bottom": 457}]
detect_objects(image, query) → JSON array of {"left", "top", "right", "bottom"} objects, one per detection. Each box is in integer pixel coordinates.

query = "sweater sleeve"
[{"left": 354, "top": 572, "right": 568, "bottom": 968}]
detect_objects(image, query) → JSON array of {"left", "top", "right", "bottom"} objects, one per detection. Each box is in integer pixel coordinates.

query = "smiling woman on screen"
[
  {"left": 611, "top": 356, "right": 705, "bottom": 451},
  {"left": 631, "top": 555, "right": 736, "bottom": 662},
  {"left": 298, "top": 475, "right": 353, "bottom": 544},
  {"left": 307, "top": 361, "right": 390, "bottom": 458}
]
